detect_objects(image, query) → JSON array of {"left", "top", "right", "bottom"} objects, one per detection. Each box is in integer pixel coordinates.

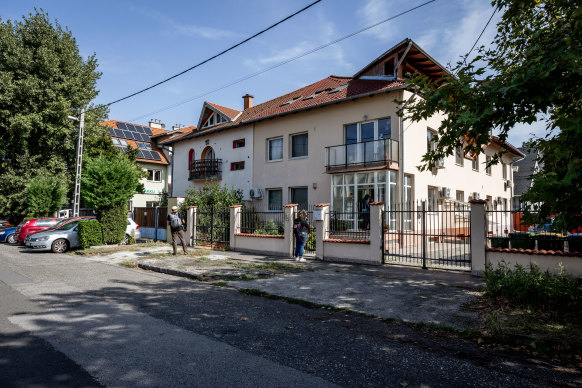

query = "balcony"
[
  {"left": 189, "top": 159, "right": 222, "bottom": 180},
  {"left": 325, "top": 138, "right": 399, "bottom": 172}
]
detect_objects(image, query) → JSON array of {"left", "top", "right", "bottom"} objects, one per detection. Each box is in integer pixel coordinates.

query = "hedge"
[
  {"left": 78, "top": 220, "right": 103, "bottom": 249},
  {"left": 99, "top": 206, "right": 127, "bottom": 245}
]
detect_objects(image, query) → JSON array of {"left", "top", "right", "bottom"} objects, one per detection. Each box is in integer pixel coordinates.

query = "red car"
[
  {"left": 16, "top": 217, "right": 62, "bottom": 243},
  {"left": 0, "top": 220, "right": 10, "bottom": 227}
]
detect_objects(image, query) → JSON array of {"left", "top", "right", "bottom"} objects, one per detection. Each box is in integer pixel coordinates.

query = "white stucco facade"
[
  {"left": 130, "top": 161, "right": 168, "bottom": 209},
  {"left": 171, "top": 126, "right": 254, "bottom": 200}
]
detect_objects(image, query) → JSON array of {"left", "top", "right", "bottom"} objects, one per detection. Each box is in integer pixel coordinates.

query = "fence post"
[
  {"left": 284, "top": 204, "right": 298, "bottom": 258},
  {"left": 315, "top": 203, "right": 329, "bottom": 260},
  {"left": 230, "top": 205, "right": 242, "bottom": 251},
  {"left": 470, "top": 199, "right": 488, "bottom": 276},
  {"left": 186, "top": 206, "right": 196, "bottom": 247},
  {"left": 370, "top": 201, "right": 385, "bottom": 264},
  {"left": 421, "top": 201, "right": 427, "bottom": 269}
]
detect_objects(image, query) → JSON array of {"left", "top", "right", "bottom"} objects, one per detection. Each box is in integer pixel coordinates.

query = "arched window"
[
  {"left": 188, "top": 149, "right": 194, "bottom": 168},
  {"left": 202, "top": 146, "right": 215, "bottom": 160}
]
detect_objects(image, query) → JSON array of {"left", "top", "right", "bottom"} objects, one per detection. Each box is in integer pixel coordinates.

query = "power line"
[
  {"left": 95, "top": 0, "right": 323, "bottom": 111},
  {"left": 458, "top": 8, "right": 497, "bottom": 71},
  {"left": 129, "top": 0, "right": 437, "bottom": 122}
]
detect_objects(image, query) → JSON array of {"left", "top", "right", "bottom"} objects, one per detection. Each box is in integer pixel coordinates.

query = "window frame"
[
  {"left": 267, "top": 136, "right": 283, "bottom": 162},
  {"left": 486, "top": 156, "right": 492, "bottom": 175},
  {"left": 455, "top": 146, "right": 464, "bottom": 166},
  {"left": 230, "top": 161, "right": 245, "bottom": 171},
  {"left": 289, "top": 186, "right": 308, "bottom": 210},
  {"left": 233, "top": 139, "right": 245, "bottom": 149},
  {"left": 266, "top": 188, "right": 283, "bottom": 211},
  {"left": 472, "top": 155, "right": 479, "bottom": 171},
  {"left": 146, "top": 168, "right": 162, "bottom": 183},
  {"left": 290, "top": 132, "right": 308, "bottom": 159},
  {"left": 427, "top": 186, "right": 438, "bottom": 212}
]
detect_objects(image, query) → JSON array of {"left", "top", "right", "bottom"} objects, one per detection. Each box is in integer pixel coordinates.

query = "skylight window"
[
  {"left": 281, "top": 96, "right": 302, "bottom": 106},
  {"left": 328, "top": 84, "right": 348, "bottom": 94}
]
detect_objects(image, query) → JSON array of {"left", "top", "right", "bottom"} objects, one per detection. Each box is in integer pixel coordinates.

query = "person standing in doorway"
[
  {"left": 167, "top": 206, "right": 188, "bottom": 255},
  {"left": 293, "top": 210, "right": 310, "bottom": 262}
]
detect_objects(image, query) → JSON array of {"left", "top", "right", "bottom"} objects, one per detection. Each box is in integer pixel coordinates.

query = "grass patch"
[
  {"left": 194, "top": 256, "right": 211, "bottom": 263},
  {"left": 119, "top": 260, "right": 138, "bottom": 268},
  {"left": 72, "top": 241, "right": 168, "bottom": 256},
  {"left": 230, "top": 261, "right": 304, "bottom": 272},
  {"left": 147, "top": 249, "right": 212, "bottom": 259}
]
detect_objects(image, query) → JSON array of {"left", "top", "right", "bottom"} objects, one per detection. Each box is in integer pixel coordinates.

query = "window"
[
  {"left": 230, "top": 161, "right": 245, "bottom": 171},
  {"left": 384, "top": 60, "right": 395, "bottom": 76},
  {"left": 345, "top": 118, "right": 392, "bottom": 144},
  {"left": 455, "top": 146, "right": 464, "bottom": 166},
  {"left": 290, "top": 133, "right": 308, "bottom": 158},
  {"left": 267, "top": 189, "right": 282, "bottom": 211},
  {"left": 502, "top": 162, "right": 507, "bottom": 179},
  {"left": 137, "top": 142, "right": 152, "bottom": 149},
  {"left": 486, "top": 195, "right": 493, "bottom": 210},
  {"left": 233, "top": 139, "right": 245, "bottom": 148},
  {"left": 202, "top": 111, "right": 228, "bottom": 128},
  {"left": 118, "top": 139, "right": 128, "bottom": 146},
  {"left": 290, "top": 187, "right": 308, "bottom": 210},
  {"left": 146, "top": 201, "right": 158, "bottom": 208},
  {"left": 188, "top": 149, "right": 194, "bottom": 168},
  {"left": 378, "top": 118, "right": 391, "bottom": 139},
  {"left": 486, "top": 156, "right": 491, "bottom": 175},
  {"left": 472, "top": 155, "right": 479, "bottom": 171},
  {"left": 268, "top": 137, "right": 283, "bottom": 161},
  {"left": 456, "top": 190, "right": 464, "bottom": 203},
  {"left": 427, "top": 129, "right": 436, "bottom": 153},
  {"left": 146, "top": 169, "right": 161, "bottom": 182},
  {"left": 111, "top": 138, "right": 120, "bottom": 145},
  {"left": 428, "top": 187, "right": 438, "bottom": 211}
]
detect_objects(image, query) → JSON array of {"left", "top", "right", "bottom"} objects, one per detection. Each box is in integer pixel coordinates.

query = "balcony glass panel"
[{"left": 325, "top": 139, "right": 399, "bottom": 169}]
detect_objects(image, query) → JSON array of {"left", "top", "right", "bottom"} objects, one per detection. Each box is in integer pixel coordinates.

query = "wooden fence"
[{"left": 133, "top": 207, "right": 167, "bottom": 228}]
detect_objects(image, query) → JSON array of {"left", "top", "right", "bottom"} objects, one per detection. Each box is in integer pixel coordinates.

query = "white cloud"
[
  {"left": 174, "top": 25, "right": 236, "bottom": 40},
  {"left": 357, "top": 0, "right": 399, "bottom": 42}
]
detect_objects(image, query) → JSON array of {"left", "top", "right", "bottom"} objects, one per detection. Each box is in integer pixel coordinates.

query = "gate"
[
  {"left": 293, "top": 207, "right": 316, "bottom": 256},
  {"left": 195, "top": 205, "right": 230, "bottom": 249},
  {"left": 383, "top": 201, "right": 471, "bottom": 270}
]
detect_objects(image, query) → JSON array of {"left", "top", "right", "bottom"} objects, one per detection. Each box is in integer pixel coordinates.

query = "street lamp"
[{"left": 67, "top": 108, "right": 85, "bottom": 218}]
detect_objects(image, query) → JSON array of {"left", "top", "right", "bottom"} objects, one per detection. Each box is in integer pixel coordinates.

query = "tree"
[
  {"left": 25, "top": 174, "right": 67, "bottom": 217},
  {"left": 0, "top": 10, "right": 113, "bottom": 222},
  {"left": 401, "top": 0, "right": 581, "bottom": 230},
  {"left": 81, "top": 153, "right": 144, "bottom": 243}
]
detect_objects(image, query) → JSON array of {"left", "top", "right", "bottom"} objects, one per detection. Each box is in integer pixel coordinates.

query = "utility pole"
[{"left": 69, "top": 108, "right": 85, "bottom": 218}]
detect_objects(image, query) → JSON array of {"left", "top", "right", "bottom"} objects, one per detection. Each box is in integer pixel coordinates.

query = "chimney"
[
  {"left": 149, "top": 119, "right": 165, "bottom": 129},
  {"left": 242, "top": 94, "right": 254, "bottom": 110}
]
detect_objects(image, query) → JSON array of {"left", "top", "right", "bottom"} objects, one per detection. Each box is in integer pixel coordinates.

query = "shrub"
[
  {"left": 78, "top": 220, "right": 103, "bottom": 249},
  {"left": 306, "top": 226, "right": 316, "bottom": 251},
  {"left": 484, "top": 261, "right": 582, "bottom": 311},
  {"left": 99, "top": 206, "right": 127, "bottom": 245},
  {"left": 253, "top": 219, "right": 283, "bottom": 235}
]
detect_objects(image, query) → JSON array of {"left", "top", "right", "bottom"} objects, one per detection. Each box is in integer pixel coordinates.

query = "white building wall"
[
  {"left": 131, "top": 162, "right": 168, "bottom": 209},
  {"left": 172, "top": 126, "right": 254, "bottom": 200}
]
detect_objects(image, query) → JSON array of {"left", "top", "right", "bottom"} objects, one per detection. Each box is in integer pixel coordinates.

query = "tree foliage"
[
  {"left": 25, "top": 174, "right": 67, "bottom": 217},
  {"left": 81, "top": 153, "right": 144, "bottom": 215},
  {"left": 181, "top": 182, "right": 243, "bottom": 213},
  {"left": 0, "top": 10, "right": 113, "bottom": 222},
  {"left": 401, "top": 0, "right": 581, "bottom": 229}
]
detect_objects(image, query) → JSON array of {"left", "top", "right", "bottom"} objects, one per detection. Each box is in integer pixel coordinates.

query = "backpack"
[
  {"left": 169, "top": 213, "right": 182, "bottom": 229},
  {"left": 293, "top": 221, "right": 301, "bottom": 237}
]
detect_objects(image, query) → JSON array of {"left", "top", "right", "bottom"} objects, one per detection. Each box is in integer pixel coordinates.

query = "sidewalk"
[{"left": 90, "top": 246, "right": 484, "bottom": 331}]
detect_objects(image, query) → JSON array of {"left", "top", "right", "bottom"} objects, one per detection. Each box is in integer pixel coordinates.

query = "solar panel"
[
  {"left": 108, "top": 129, "right": 115, "bottom": 136},
  {"left": 117, "top": 122, "right": 128, "bottom": 130},
  {"left": 130, "top": 132, "right": 139, "bottom": 140},
  {"left": 143, "top": 127, "right": 153, "bottom": 136},
  {"left": 141, "top": 134, "right": 151, "bottom": 142},
  {"left": 124, "top": 124, "right": 135, "bottom": 131},
  {"left": 135, "top": 126, "right": 145, "bottom": 134},
  {"left": 114, "top": 129, "right": 124, "bottom": 138},
  {"left": 151, "top": 151, "right": 162, "bottom": 161},
  {"left": 120, "top": 130, "right": 130, "bottom": 139},
  {"left": 141, "top": 150, "right": 153, "bottom": 159}
]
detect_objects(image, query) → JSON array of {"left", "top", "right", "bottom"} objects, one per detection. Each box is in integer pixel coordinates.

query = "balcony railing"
[
  {"left": 325, "top": 138, "right": 399, "bottom": 171},
  {"left": 189, "top": 159, "right": 222, "bottom": 180}
]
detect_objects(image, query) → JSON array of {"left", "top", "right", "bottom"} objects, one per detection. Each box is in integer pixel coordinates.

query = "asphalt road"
[{"left": 0, "top": 244, "right": 579, "bottom": 387}]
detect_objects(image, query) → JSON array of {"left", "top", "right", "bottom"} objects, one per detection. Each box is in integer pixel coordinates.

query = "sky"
[{"left": 1, "top": 0, "right": 546, "bottom": 147}]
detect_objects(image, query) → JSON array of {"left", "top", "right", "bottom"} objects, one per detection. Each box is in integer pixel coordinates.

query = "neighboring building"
[
  {"left": 164, "top": 38, "right": 523, "bottom": 224},
  {"left": 100, "top": 120, "right": 178, "bottom": 210},
  {"left": 512, "top": 147, "right": 542, "bottom": 209}
]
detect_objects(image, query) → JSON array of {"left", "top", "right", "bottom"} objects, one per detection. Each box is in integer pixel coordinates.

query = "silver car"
[{"left": 26, "top": 219, "right": 84, "bottom": 253}]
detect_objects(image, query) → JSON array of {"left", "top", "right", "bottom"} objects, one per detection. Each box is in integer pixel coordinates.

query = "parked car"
[
  {"left": 123, "top": 218, "right": 141, "bottom": 244},
  {"left": 0, "top": 226, "right": 17, "bottom": 244},
  {"left": 25, "top": 219, "right": 89, "bottom": 253},
  {"left": 24, "top": 217, "right": 96, "bottom": 245},
  {"left": 16, "top": 218, "right": 62, "bottom": 243},
  {"left": 0, "top": 219, "right": 11, "bottom": 227}
]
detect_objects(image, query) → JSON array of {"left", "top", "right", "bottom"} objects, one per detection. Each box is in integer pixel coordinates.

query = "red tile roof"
[
  {"left": 99, "top": 120, "right": 169, "bottom": 165},
  {"left": 206, "top": 102, "right": 241, "bottom": 120},
  {"left": 162, "top": 76, "right": 405, "bottom": 145}
]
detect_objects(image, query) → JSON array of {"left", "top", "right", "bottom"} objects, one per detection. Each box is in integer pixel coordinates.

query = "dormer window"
[
  {"left": 281, "top": 96, "right": 302, "bottom": 106},
  {"left": 304, "top": 89, "right": 331, "bottom": 100},
  {"left": 328, "top": 84, "right": 348, "bottom": 94},
  {"left": 202, "top": 111, "right": 228, "bottom": 129}
]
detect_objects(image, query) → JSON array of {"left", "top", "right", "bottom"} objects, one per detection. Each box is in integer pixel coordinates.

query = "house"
[
  {"left": 163, "top": 38, "right": 523, "bottom": 227},
  {"left": 512, "top": 147, "right": 542, "bottom": 209},
  {"left": 100, "top": 119, "right": 179, "bottom": 210}
]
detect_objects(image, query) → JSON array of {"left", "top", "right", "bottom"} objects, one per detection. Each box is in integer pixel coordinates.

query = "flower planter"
[
  {"left": 508, "top": 232, "right": 535, "bottom": 249},
  {"left": 490, "top": 236, "right": 509, "bottom": 249},
  {"left": 535, "top": 233, "right": 564, "bottom": 251}
]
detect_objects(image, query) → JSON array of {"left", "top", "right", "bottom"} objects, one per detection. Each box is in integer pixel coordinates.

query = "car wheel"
[
  {"left": 51, "top": 239, "right": 69, "bottom": 253},
  {"left": 6, "top": 233, "right": 16, "bottom": 244},
  {"left": 121, "top": 234, "right": 130, "bottom": 245}
]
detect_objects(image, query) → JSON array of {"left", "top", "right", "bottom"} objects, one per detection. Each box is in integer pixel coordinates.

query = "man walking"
[{"left": 167, "top": 206, "right": 188, "bottom": 255}]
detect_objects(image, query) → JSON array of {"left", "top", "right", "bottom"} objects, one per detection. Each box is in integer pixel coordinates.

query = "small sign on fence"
[{"left": 313, "top": 210, "right": 324, "bottom": 221}]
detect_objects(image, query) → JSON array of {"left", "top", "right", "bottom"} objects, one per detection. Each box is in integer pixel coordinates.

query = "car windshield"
[{"left": 59, "top": 221, "right": 79, "bottom": 231}]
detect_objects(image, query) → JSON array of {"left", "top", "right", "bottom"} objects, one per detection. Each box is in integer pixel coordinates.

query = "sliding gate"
[{"left": 383, "top": 201, "right": 471, "bottom": 270}]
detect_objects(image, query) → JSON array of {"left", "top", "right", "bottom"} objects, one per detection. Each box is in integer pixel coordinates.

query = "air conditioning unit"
[
  {"left": 504, "top": 180, "right": 512, "bottom": 191},
  {"left": 472, "top": 192, "right": 480, "bottom": 200},
  {"left": 440, "top": 187, "right": 451, "bottom": 198},
  {"left": 249, "top": 188, "right": 263, "bottom": 199},
  {"left": 436, "top": 158, "right": 445, "bottom": 168},
  {"left": 496, "top": 197, "right": 503, "bottom": 205}
]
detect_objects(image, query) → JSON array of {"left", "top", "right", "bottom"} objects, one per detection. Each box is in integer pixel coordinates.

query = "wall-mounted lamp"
[{"left": 312, "top": 182, "right": 318, "bottom": 189}]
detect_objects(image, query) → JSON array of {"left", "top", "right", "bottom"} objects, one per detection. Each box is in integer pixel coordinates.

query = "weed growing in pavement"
[
  {"left": 119, "top": 260, "right": 138, "bottom": 268},
  {"left": 149, "top": 249, "right": 211, "bottom": 259},
  {"left": 72, "top": 241, "right": 168, "bottom": 256}
]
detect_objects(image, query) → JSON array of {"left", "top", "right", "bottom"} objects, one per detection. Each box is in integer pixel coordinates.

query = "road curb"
[{"left": 137, "top": 262, "right": 271, "bottom": 280}]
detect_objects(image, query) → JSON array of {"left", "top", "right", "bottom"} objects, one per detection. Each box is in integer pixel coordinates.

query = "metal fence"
[
  {"left": 240, "top": 205, "right": 285, "bottom": 236},
  {"left": 486, "top": 209, "right": 580, "bottom": 252},
  {"left": 327, "top": 211, "right": 370, "bottom": 241},
  {"left": 384, "top": 201, "right": 471, "bottom": 269},
  {"left": 195, "top": 205, "right": 230, "bottom": 249}
]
